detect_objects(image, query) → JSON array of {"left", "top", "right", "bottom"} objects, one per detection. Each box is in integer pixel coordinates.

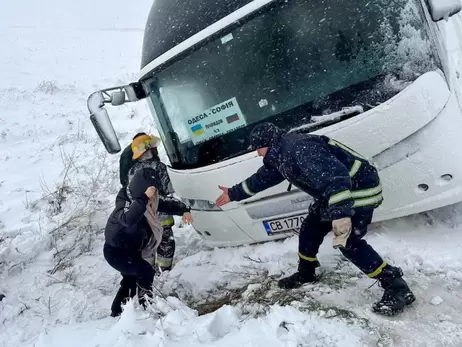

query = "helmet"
[
  {"left": 131, "top": 134, "right": 160, "bottom": 160},
  {"left": 249, "top": 122, "right": 283, "bottom": 150}
]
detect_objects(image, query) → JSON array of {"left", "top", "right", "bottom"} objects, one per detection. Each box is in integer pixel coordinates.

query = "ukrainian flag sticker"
[{"left": 191, "top": 124, "right": 205, "bottom": 136}]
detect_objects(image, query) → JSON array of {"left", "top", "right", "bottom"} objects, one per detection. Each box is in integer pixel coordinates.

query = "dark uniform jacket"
[
  {"left": 119, "top": 144, "right": 175, "bottom": 227},
  {"left": 119, "top": 145, "right": 136, "bottom": 188},
  {"left": 229, "top": 130, "right": 383, "bottom": 221},
  {"left": 104, "top": 187, "right": 189, "bottom": 253}
]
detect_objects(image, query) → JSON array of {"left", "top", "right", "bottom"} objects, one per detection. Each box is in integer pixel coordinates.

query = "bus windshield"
[{"left": 144, "top": 0, "right": 439, "bottom": 169}]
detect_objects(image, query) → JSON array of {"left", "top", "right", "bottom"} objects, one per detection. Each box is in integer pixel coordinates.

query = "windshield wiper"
[
  {"left": 215, "top": 106, "right": 364, "bottom": 164},
  {"left": 289, "top": 105, "right": 364, "bottom": 133}
]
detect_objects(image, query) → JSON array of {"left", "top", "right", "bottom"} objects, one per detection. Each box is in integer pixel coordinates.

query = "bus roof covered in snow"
[{"left": 141, "top": 0, "right": 254, "bottom": 70}]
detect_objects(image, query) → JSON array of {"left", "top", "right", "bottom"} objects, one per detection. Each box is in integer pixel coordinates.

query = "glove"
[{"left": 332, "top": 217, "right": 352, "bottom": 249}]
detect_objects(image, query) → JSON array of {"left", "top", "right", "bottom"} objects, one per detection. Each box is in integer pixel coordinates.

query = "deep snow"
[{"left": 1, "top": 1, "right": 462, "bottom": 346}]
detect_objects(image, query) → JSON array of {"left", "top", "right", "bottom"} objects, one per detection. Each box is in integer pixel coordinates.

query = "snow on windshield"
[
  {"left": 159, "top": 83, "right": 211, "bottom": 143},
  {"left": 291, "top": 0, "right": 438, "bottom": 130},
  {"left": 426, "top": 0, "right": 462, "bottom": 21},
  {"left": 329, "top": 0, "right": 437, "bottom": 93}
]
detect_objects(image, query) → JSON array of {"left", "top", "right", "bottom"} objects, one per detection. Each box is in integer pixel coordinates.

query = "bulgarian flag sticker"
[{"left": 226, "top": 113, "right": 240, "bottom": 124}]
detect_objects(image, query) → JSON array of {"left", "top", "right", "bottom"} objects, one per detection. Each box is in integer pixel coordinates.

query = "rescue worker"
[
  {"left": 215, "top": 122, "right": 415, "bottom": 316},
  {"left": 120, "top": 133, "right": 176, "bottom": 272},
  {"left": 104, "top": 167, "right": 192, "bottom": 317}
]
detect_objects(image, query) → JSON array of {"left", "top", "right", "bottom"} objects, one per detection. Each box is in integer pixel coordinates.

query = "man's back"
[
  {"left": 127, "top": 159, "right": 173, "bottom": 197},
  {"left": 119, "top": 145, "right": 135, "bottom": 187}
]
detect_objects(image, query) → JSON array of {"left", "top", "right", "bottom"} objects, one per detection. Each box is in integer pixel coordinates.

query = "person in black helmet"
[
  {"left": 119, "top": 132, "right": 148, "bottom": 188},
  {"left": 215, "top": 122, "right": 415, "bottom": 316},
  {"left": 104, "top": 167, "right": 192, "bottom": 317}
]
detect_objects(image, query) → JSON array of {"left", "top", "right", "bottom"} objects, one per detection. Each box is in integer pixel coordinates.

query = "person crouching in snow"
[{"left": 103, "top": 167, "right": 192, "bottom": 317}]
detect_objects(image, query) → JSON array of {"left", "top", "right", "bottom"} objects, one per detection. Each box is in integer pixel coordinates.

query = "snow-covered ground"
[{"left": 1, "top": 1, "right": 462, "bottom": 346}]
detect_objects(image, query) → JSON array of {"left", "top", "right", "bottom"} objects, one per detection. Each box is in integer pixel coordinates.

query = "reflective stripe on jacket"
[{"left": 229, "top": 131, "right": 382, "bottom": 220}]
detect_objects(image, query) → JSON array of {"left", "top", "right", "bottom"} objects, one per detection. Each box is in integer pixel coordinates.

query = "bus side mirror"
[
  {"left": 88, "top": 91, "right": 122, "bottom": 154},
  {"left": 110, "top": 83, "right": 147, "bottom": 106},
  {"left": 111, "top": 91, "right": 126, "bottom": 106},
  {"left": 426, "top": 0, "right": 462, "bottom": 22},
  {"left": 87, "top": 82, "right": 148, "bottom": 154}
]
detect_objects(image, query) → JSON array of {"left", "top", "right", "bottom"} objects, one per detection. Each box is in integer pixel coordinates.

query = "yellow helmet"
[{"left": 131, "top": 134, "right": 161, "bottom": 160}]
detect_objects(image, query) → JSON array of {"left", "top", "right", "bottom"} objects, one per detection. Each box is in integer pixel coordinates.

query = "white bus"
[{"left": 88, "top": 0, "right": 462, "bottom": 247}]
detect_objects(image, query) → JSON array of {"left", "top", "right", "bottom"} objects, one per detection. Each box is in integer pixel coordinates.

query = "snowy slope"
[{"left": 1, "top": 1, "right": 462, "bottom": 346}]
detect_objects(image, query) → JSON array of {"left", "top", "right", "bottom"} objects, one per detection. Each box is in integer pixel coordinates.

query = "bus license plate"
[{"left": 263, "top": 214, "right": 306, "bottom": 235}]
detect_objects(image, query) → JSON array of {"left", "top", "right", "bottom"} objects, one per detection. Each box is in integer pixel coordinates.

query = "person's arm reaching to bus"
[{"left": 215, "top": 163, "right": 284, "bottom": 206}]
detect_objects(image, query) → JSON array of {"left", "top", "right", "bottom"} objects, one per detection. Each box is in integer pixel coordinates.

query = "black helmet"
[
  {"left": 249, "top": 122, "right": 283, "bottom": 150},
  {"left": 128, "top": 167, "right": 161, "bottom": 199},
  {"left": 132, "top": 132, "right": 147, "bottom": 140}
]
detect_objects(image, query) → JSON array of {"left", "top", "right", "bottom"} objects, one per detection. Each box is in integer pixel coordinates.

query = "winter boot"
[
  {"left": 110, "top": 278, "right": 137, "bottom": 317},
  {"left": 110, "top": 287, "right": 131, "bottom": 317},
  {"left": 156, "top": 227, "right": 175, "bottom": 272},
  {"left": 278, "top": 259, "right": 320, "bottom": 289},
  {"left": 372, "top": 265, "right": 415, "bottom": 316}
]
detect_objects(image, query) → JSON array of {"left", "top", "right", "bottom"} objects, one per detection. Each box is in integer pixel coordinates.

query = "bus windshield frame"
[{"left": 143, "top": 0, "right": 440, "bottom": 170}]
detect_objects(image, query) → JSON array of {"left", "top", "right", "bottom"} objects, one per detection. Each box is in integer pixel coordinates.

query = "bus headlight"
[{"left": 181, "top": 198, "right": 221, "bottom": 211}]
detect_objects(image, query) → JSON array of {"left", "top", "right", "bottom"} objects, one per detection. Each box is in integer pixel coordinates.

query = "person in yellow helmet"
[
  {"left": 119, "top": 133, "right": 183, "bottom": 273},
  {"left": 131, "top": 134, "right": 161, "bottom": 160}
]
